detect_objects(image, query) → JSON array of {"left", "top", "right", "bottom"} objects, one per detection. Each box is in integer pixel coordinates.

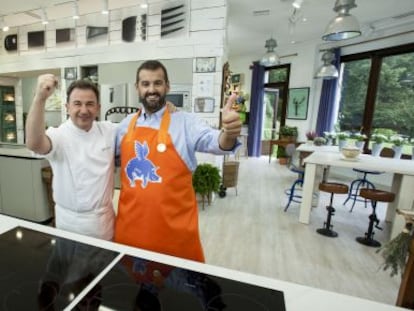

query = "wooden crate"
[{"left": 222, "top": 161, "right": 239, "bottom": 188}]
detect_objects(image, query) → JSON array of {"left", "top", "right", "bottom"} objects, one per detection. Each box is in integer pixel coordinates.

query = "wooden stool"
[
  {"left": 316, "top": 182, "right": 349, "bottom": 238},
  {"left": 356, "top": 188, "right": 395, "bottom": 247}
]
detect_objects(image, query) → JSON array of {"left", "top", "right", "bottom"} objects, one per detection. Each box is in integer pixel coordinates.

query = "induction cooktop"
[
  {"left": 75, "top": 255, "right": 286, "bottom": 311},
  {"left": 0, "top": 227, "right": 119, "bottom": 310}
]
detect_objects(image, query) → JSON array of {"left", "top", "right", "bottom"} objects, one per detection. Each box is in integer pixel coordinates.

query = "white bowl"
[{"left": 341, "top": 146, "right": 361, "bottom": 159}]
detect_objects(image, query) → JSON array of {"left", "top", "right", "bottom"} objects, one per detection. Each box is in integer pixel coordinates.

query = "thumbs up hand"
[{"left": 219, "top": 93, "right": 243, "bottom": 150}]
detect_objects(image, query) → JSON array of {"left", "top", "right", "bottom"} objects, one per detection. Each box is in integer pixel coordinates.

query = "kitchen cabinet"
[
  {"left": 0, "top": 86, "right": 17, "bottom": 143},
  {"left": 0, "top": 145, "right": 51, "bottom": 223}
]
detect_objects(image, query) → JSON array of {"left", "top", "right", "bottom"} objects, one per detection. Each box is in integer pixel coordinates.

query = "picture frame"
[
  {"left": 64, "top": 67, "right": 77, "bottom": 80},
  {"left": 194, "top": 97, "right": 215, "bottom": 113},
  {"left": 195, "top": 57, "right": 216, "bottom": 73},
  {"left": 287, "top": 87, "right": 310, "bottom": 120},
  {"left": 231, "top": 73, "right": 241, "bottom": 84}
]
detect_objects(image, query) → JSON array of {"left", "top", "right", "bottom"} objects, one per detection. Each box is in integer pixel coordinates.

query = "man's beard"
[{"left": 139, "top": 92, "right": 167, "bottom": 113}]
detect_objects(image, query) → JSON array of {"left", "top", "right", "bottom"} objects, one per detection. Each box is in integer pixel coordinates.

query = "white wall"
[{"left": 0, "top": 0, "right": 228, "bottom": 142}]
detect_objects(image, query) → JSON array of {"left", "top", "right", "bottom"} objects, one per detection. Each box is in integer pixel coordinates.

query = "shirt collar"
[{"left": 142, "top": 106, "right": 166, "bottom": 120}]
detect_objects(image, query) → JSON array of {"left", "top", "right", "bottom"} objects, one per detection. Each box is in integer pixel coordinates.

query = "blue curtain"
[
  {"left": 315, "top": 48, "right": 341, "bottom": 136},
  {"left": 247, "top": 62, "right": 265, "bottom": 157}
]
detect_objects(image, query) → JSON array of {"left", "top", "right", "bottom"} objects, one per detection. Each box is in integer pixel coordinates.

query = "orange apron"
[{"left": 114, "top": 109, "right": 205, "bottom": 262}]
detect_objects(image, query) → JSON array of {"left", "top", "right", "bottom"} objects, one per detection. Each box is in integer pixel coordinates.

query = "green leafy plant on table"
[
  {"left": 277, "top": 126, "right": 298, "bottom": 162},
  {"left": 192, "top": 163, "right": 221, "bottom": 210}
]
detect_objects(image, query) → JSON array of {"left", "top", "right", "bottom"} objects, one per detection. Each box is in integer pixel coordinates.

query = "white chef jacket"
[{"left": 44, "top": 119, "right": 117, "bottom": 240}]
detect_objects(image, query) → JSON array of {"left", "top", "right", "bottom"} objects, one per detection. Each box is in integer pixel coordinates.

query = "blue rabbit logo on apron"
[{"left": 125, "top": 141, "right": 162, "bottom": 188}]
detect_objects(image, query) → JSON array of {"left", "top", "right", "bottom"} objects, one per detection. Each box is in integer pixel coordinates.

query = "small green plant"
[
  {"left": 313, "top": 137, "right": 327, "bottom": 146},
  {"left": 390, "top": 135, "right": 405, "bottom": 146},
  {"left": 336, "top": 131, "right": 350, "bottom": 140},
  {"left": 279, "top": 125, "right": 298, "bottom": 137},
  {"left": 192, "top": 163, "right": 221, "bottom": 209},
  {"left": 371, "top": 133, "right": 388, "bottom": 144},
  {"left": 352, "top": 133, "right": 367, "bottom": 141}
]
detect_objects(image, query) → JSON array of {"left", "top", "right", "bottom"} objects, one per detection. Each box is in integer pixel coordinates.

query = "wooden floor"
[{"left": 198, "top": 156, "right": 401, "bottom": 306}]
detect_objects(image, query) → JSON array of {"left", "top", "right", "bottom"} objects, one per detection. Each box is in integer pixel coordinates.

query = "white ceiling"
[
  {"left": 227, "top": 0, "right": 414, "bottom": 58},
  {"left": 1, "top": 0, "right": 414, "bottom": 59}
]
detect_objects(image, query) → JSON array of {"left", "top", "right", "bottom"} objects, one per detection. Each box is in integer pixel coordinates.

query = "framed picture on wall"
[
  {"left": 64, "top": 67, "right": 77, "bottom": 80},
  {"left": 231, "top": 73, "right": 242, "bottom": 84},
  {"left": 287, "top": 87, "right": 310, "bottom": 120},
  {"left": 195, "top": 57, "right": 216, "bottom": 73}
]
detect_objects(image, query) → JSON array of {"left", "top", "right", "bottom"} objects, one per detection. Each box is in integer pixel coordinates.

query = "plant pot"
[
  {"left": 372, "top": 143, "right": 383, "bottom": 157},
  {"left": 355, "top": 141, "right": 364, "bottom": 150},
  {"left": 393, "top": 145, "right": 403, "bottom": 159},
  {"left": 279, "top": 157, "right": 288, "bottom": 165}
]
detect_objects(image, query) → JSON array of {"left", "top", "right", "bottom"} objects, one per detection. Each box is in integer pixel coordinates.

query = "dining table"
[{"left": 299, "top": 148, "right": 414, "bottom": 239}]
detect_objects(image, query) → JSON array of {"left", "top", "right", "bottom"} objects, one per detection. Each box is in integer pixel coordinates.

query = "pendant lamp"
[
  {"left": 322, "top": 0, "right": 361, "bottom": 41},
  {"left": 260, "top": 37, "right": 280, "bottom": 66},
  {"left": 315, "top": 49, "right": 339, "bottom": 80}
]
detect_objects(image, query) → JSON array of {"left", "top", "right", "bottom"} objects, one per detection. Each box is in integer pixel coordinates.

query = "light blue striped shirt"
[{"left": 115, "top": 107, "right": 240, "bottom": 172}]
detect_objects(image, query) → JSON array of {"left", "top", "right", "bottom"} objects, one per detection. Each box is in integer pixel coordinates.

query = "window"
[
  {"left": 335, "top": 43, "right": 414, "bottom": 154},
  {"left": 262, "top": 64, "right": 290, "bottom": 139}
]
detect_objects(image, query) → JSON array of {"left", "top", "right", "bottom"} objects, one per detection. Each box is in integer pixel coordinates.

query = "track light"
[
  {"left": 73, "top": 1, "right": 80, "bottom": 19},
  {"left": 292, "top": 0, "right": 304, "bottom": 9},
  {"left": 260, "top": 37, "right": 280, "bottom": 66},
  {"left": 41, "top": 7, "right": 49, "bottom": 25},
  {"left": 322, "top": 0, "right": 361, "bottom": 41},
  {"left": 0, "top": 17, "right": 9, "bottom": 32},
  {"left": 101, "top": 0, "right": 109, "bottom": 15}
]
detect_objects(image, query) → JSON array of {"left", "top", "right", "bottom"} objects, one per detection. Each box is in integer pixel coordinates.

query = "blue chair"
[
  {"left": 343, "top": 168, "right": 382, "bottom": 212},
  {"left": 284, "top": 144, "right": 304, "bottom": 211}
]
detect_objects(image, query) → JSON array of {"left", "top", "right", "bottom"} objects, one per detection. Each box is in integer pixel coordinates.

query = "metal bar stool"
[
  {"left": 356, "top": 188, "right": 395, "bottom": 247},
  {"left": 316, "top": 182, "right": 349, "bottom": 238},
  {"left": 284, "top": 143, "right": 304, "bottom": 211},
  {"left": 343, "top": 168, "right": 382, "bottom": 212}
]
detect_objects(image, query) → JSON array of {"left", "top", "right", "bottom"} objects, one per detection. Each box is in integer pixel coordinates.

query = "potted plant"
[
  {"left": 336, "top": 131, "right": 350, "bottom": 150},
  {"left": 192, "top": 163, "right": 221, "bottom": 210},
  {"left": 352, "top": 133, "right": 367, "bottom": 150},
  {"left": 279, "top": 125, "right": 298, "bottom": 141},
  {"left": 390, "top": 135, "right": 406, "bottom": 159},
  {"left": 323, "top": 131, "right": 336, "bottom": 145},
  {"left": 313, "top": 137, "right": 327, "bottom": 146},
  {"left": 305, "top": 130, "right": 317, "bottom": 144},
  {"left": 277, "top": 126, "right": 298, "bottom": 164},
  {"left": 370, "top": 133, "right": 387, "bottom": 156}
]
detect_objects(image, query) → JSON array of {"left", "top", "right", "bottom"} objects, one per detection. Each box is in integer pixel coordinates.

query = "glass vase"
[{"left": 338, "top": 139, "right": 347, "bottom": 151}]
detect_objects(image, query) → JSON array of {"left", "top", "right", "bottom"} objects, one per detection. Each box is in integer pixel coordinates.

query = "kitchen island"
[{"left": 0, "top": 214, "right": 408, "bottom": 311}]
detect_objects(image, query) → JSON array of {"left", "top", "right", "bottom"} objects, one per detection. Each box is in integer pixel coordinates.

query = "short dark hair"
[
  {"left": 136, "top": 60, "right": 169, "bottom": 85},
  {"left": 66, "top": 79, "right": 100, "bottom": 103}
]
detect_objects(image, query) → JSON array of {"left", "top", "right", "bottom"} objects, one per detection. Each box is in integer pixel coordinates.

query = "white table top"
[
  {"left": 0, "top": 214, "right": 408, "bottom": 310},
  {"left": 297, "top": 143, "right": 339, "bottom": 153},
  {"left": 304, "top": 151, "right": 414, "bottom": 176}
]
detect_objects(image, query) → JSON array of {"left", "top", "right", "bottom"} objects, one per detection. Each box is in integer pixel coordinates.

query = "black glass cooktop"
[
  {"left": 0, "top": 227, "right": 119, "bottom": 310},
  {"left": 75, "top": 255, "right": 286, "bottom": 311}
]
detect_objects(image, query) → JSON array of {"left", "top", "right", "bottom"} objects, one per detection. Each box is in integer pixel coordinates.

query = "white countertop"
[
  {"left": 0, "top": 214, "right": 408, "bottom": 311},
  {"left": 0, "top": 143, "right": 42, "bottom": 159},
  {"left": 304, "top": 151, "right": 414, "bottom": 176}
]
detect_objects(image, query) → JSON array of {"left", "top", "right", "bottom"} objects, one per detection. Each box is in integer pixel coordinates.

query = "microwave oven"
[{"left": 166, "top": 84, "right": 192, "bottom": 112}]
